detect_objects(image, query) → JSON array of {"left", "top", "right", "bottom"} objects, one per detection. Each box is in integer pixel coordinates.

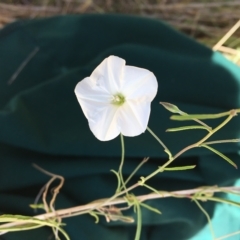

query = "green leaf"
[
  {"left": 141, "top": 183, "right": 165, "bottom": 197},
  {"left": 166, "top": 125, "right": 209, "bottom": 132},
  {"left": 160, "top": 102, "right": 183, "bottom": 114},
  {"left": 203, "top": 139, "right": 240, "bottom": 145},
  {"left": 114, "top": 215, "right": 134, "bottom": 223},
  {"left": 0, "top": 215, "right": 70, "bottom": 240},
  {"left": 207, "top": 197, "right": 240, "bottom": 208},
  {"left": 163, "top": 165, "right": 196, "bottom": 171},
  {"left": 139, "top": 203, "right": 161, "bottom": 214},
  {"left": 89, "top": 211, "right": 99, "bottom": 224},
  {"left": 171, "top": 112, "right": 229, "bottom": 121},
  {"left": 160, "top": 102, "right": 212, "bottom": 130},
  {"left": 29, "top": 204, "right": 45, "bottom": 210},
  {"left": 0, "top": 223, "right": 42, "bottom": 232},
  {"left": 201, "top": 144, "right": 238, "bottom": 169}
]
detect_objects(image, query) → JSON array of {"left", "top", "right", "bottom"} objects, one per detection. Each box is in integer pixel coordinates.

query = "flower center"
[{"left": 111, "top": 93, "right": 125, "bottom": 106}]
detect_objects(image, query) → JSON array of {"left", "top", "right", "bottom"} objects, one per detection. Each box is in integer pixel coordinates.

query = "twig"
[
  {"left": 33, "top": 164, "right": 64, "bottom": 213},
  {"left": 0, "top": 185, "right": 239, "bottom": 232},
  {"left": 213, "top": 19, "right": 240, "bottom": 51},
  {"left": 7, "top": 47, "right": 39, "bottom": 85},
  {"left": 32, "top": 164, "right": 64, "bottom": 240},
  {"left": 217, "top": 45, "right": 239, "bottom": 55}
]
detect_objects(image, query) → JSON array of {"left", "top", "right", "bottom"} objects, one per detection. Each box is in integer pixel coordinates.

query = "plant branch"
[{"left": 1, "top": 186, "right": 239, "bottom": 232}]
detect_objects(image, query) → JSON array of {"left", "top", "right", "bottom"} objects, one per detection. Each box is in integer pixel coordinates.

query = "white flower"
[{"left": 74, "top": 55, "right": 158, "bottom": 141}]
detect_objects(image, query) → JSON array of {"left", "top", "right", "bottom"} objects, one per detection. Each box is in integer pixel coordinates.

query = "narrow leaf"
[
  {"left": 139, "top": 203, "right": 161, "bottom": 214},
  {"left": 163, "top": 165, "right": 196, "bottom": 171},
  {"left": 114, "top": 215, "right": 134, "bottom": 223},
  {"left": 207, "top": 197, "right": 240, "bottom": 208},
  {"left": 29, "top": 204, "right": 45, "bottom": 210},
  {"left": 171, "top": 112, "right": 229, "bottom": 121},
  {"left": 160, "top": 102, "right": 183, "bottom": 114},
  {"left": 0, "top": 223, "right": 43, "bottom": 232},
  {"left": 160, "top": 102, "right": 212, "bottom": 130},
  {"left": 203, "top": 139, "right": 240, "bottom": 145},
  {"left": 89, "top": 211, "right": 99, "bottom": 224},
  {"left": 166, "top": 125, "right": 209, "bottom": 132},
  {"left": 106, "top": 208, "right": 134, "bottom": 223},
  {"left": 201, "top": 144, "right": 238, "bottom": 169}
]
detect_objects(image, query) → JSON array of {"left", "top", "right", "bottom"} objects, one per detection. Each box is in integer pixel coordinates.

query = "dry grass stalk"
[{"left": 213, "top": 20, "right": 240, "bottom": 66}]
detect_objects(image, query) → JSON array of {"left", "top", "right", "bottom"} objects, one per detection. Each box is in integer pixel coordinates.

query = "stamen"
[{"left": 112, "top": 93, "right": 125, "bottom": 106}]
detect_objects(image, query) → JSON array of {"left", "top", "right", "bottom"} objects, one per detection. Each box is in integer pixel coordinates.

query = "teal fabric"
[
  {"left": 190, "top": 180, "right": 240, "bottom": 240},
  {"left": 0, "top": 14, "right": 240, "bottom": 240}
]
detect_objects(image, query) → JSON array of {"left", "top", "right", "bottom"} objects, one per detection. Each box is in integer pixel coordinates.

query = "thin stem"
[
  {"left": 100, "top": 183, "right": 139, "bottom": 210},
  {"left": 204, "top": 139, "right": 240, "bottom": 145},
  {"left": 191, "top": 118, "right": 211, "bottom": 130},
  {"left": 106, "top": 111, "right": 235, "bottom": 204},
  {"left": 121, "top": 157, "right": 149, "bottom": 189},
  {"left": 134, "top": 202, "right": 141, "bottom": 240},
  {"left": 204, "top": 196, "right": 240, "bottom": 208},
  {"left": 33, "top": 164, "right": 65, "bottom": 214},
  {"left": 178, "top": 110, "right": 212, "bottom": 130},
  {"left": 146, "top": 111, "right": 237, "bottom": 178},
  {"left": 117, "top": 134, "right": 126, "bottom": 193},
  {"left": 192, "top": 199, "right": 215, "bottom": 240},
  {"left": 1, "top": 110, "right": 239, "bottom": 235},
  {"left": 196, "top": 112, "right": 235, "bottom": 146},
  {"left": 143, "top": 143, "right": 196, "bottom": 182},
  {"left": 141, "top": 183, "right": 164, "bottom": 197},
  {"left": 147, "top": 127, "right": 172, "bottom": 159},
  {"left": 216, "top": 230, "right": 240, "bottom": 240},
  {"left": 161, "top": 146, "right": 197, "bottom": 173},
  {"left": 142, "top": 167, "right": 165, "bottom": 183}
]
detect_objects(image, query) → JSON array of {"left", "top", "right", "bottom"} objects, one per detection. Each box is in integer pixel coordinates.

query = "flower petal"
[
  {"left": 121, "top": 66, "right": 158, "bottom": 102},
  {"left": 75, "top": 77, "right": 112, "bottom": 122},
  {"left": 89, "top": 105, "right": 121, "bottom": 141},
  {"left": 118, "top": 101, "right": 150, "bottom": 136},
  {"left": 90, "top": 56, "right": 125, "bottom": 94}
]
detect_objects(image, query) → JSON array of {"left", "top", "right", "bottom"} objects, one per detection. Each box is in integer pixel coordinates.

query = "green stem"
[
  {"left": 142, "top": 168, "right": 164, "bottom": 183},
  {"left": 169, "top": 112, "right": 235, "bottom": 166},
  {"left": 203, "top": 196, "right": 240, "bottom": 208},
  {"left": 121, "top": 158, "right": 149, "bottom": 189},
  {"left": 192, "top": 199, "right": 215, "bottom": 240},
  {"left": 144, "top": 111, "right": 237, "bottom": 181},
  {"left": 147, "top": 127, "right": 172, "bottom": 159},
  {"left": 196, "top": 112, "right": 235, "bottom": 146},
  {"left": 141, "top": 183, "right": 164, "bottom": 196},
  {"left": 117, "top": 134, "right": 127, "bottom": 193},
  {"left": 204, "top": 139, "right": 240, "bottom": 145},
  {"left": 134, "top": 202, "right": 142, "bottom": 240},
  {"left": 98, "top": 110, "right": 239, "bottom": 225},
  {"left": 171, "top": 109, "right": 236, "bottom": 120}
]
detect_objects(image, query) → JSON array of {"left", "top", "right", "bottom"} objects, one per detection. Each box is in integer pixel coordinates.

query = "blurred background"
[{"left": 0, "top": 0, "right": 240, "bottom": 64}]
